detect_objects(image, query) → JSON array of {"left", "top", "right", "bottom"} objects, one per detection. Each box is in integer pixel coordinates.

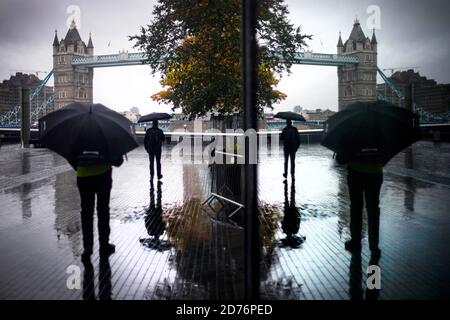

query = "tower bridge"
[{"left": 0, "top": 19, "right": 448, "bottom": 128}]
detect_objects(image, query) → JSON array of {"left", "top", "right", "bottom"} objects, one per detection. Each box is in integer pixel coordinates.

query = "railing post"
[
  {"left": 20, "top": 87, "right": 31, "bottom": 148},
  {"left": 242, "top": 0, "right": 259, "bottom": 300}
]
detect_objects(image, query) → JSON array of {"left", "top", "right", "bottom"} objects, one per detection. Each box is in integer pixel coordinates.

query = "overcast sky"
[{"left": 0, "top": 0, "right": 449, "bottom": 113}]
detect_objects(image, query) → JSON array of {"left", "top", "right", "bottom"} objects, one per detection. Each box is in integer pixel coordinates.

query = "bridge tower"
[
  {"left": 337, "top": 19, "right": 377, "bottom": 111},
  {"left": 53, "top": 20, "right": 94, "bottom": 110}
]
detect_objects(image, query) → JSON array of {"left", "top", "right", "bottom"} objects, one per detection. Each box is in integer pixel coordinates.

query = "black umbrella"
[
  {"left": 321, "top": 101, "right": 421, "bottom": 165},
  {"left": 40, "top": 103, "right": 139, "bottom": 168},
  {"left": 138, "top": 112, "right": 172, "bottom": 123},
  {"left": 274, "top": 112, "right": 306, "bottom": 122}
]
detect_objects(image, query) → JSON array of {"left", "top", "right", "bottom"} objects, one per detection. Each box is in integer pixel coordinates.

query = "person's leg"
[
  {"left": 283, "top": 148, "right": 289, "bottom": 178},
  {"left": 156, "top": 148, "right": 162, "bottom": 179},
  {"left": 346, "top": 169, "right": 364, "bottom": 250},
  {"left": 96, "top": 171, "right": 114, "bottom": 255},
  {"left": 77, "top": 178, "right": 95, "bottom": 256},
  {"left": 290, "top": 151, "right": 296, "bottom": 177},
  {"left": 149, "top": 152, "right": 155, "bottom": 178},
  {"left": 365, "top": 173, "right": 383, "bottom": 257}
]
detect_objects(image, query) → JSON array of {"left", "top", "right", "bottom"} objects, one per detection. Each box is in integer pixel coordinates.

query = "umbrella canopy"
[
  {"left": 138, "top": 112, "right": 172, "bottom": 123},
  {"left": 274, "top": 112, "right": 306, "bottom": 122},
  {"left": 321, "top": 100, "right": 421, "bottom": 165},
  {"left": 40, "top": 103, "right": 139, "bottom": 167}
]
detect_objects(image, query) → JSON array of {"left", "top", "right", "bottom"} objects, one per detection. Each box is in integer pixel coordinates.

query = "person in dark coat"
[
  {"left": 144, "top": 120, "right": 165, "bottom": 180},
  {"left": 336, "top": 143, "right": 383, "bottom": 264},
  {"left": 74, "top": 154, "right": 123, "bottom": 262},
  {"left": 345, "top": 158, "right": 383, "bottom": 263},
  {"left": 280, "top": 120, "right": 301, "bottom": 179}
]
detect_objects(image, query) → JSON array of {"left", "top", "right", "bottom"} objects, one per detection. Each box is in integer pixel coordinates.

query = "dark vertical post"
[
  {"left": 21, "top": 88, "right": 31, "bottom": 148},
  {"left": 405, "top": 84, "right": 413, "bottom": 112},
  {"left": 241, "top": 0, "right": 259, "bottom": 300}
]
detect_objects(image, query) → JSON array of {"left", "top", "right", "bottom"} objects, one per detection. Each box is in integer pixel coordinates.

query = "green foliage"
[{"left": 130, "top": 0, "right": 311, "bottom": 119}]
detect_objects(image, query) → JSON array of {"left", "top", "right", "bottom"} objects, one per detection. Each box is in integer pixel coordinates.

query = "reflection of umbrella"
[
  {"left": 40, "top": 103, "right": 138, "bottom": 167},
  {"left": 274, "top": 112, "right": 306, "bottom": 122},
  {"left": 138, "top": 112, "right": 172, "bottom": 123},
  {"left": 321, "top": 101, "right": 421, "bottom": 165}
]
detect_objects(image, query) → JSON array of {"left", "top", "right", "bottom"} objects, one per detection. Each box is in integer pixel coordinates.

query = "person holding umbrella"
[
  {"left": 140, "top": 113, "right": 171, "bottom": 180},
  {"left": 39, "top": 103, "right": 139, "bottom": 262},
  {"left": 340, "top": 144, "right": 383, "bottom": 261},
  {"left": 75, "top": 153, "right": 123, "bottom": 261},
  {"left": 276, "top": 112, "right": 305, "bottom": 179},
  {"left": 322, "top": 101, "right": 420, "bottom": 263}
]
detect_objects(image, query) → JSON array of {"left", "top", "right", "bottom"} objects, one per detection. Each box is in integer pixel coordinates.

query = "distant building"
[
  {"left": 0, "top": 72, "right": 53, "bottom": 114},
  {"left": 377, "top": 69, "right": 450, "bottom": 114},
  {"left": 130, "top": 107, "right": 140, "bottom": 115},
  {"left": 120, "top": 110, "right": 140, "bottom": 123},
  {"left": 301, "top": 108, "right": 336, "bottom": 122},
  {"left": 293, "top": 105, "right": 302, "bottom": 113},
  {"left": 53, "top": 20, "right": 94, "bottom": 110}
]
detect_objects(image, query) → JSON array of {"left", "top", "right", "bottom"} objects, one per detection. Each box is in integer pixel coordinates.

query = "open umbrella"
[
  {"left": 274, "top": 112, "right": 306, "bottom": 122},
  {"left": 321, "top": 100, "right": 421, "bottom": 165},
  {"left": 138, "top": 112, "right": 172, "bottom": 123},
  {"left": 39, "top": 103, "right": 138, "bottom": 168}
]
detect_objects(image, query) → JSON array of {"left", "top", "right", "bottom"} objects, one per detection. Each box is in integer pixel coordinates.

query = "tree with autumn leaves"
[{"left": 130, "top": 0, "right": 310, "bottom": 120}]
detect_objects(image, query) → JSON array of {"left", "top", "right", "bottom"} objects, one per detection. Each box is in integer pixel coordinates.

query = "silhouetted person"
[
  {"left": 344, "top": 157, "right": 383, "bottom": 262},
  {"left": 145, "top": 120, "right": 165, "bottom": 180},
  {"left": 75, "top": 155, "right": 123, "bottom": 262},
  {"left": 280, "top": 119, "right": 300, "bottom": 179},
  {"left": 281, "top": 180, "right": 305, "bottom": 248}
]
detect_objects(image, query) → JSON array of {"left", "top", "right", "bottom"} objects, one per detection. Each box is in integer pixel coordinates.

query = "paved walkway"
[{"left": 0, "top": 141, "right": 449, "bottom": 299}]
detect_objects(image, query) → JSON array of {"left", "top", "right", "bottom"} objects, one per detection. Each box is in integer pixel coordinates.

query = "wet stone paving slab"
[{"left": 0, "top": 141, "right": 449, "bottom": 300}]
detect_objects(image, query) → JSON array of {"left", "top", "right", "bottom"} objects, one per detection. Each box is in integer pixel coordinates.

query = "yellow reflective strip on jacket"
[
  {"left": 77, "top": 164, "right": 111, "bottom": 177},
  {"left": 349, "top": 162, "right": 383, "bottom": 174}
]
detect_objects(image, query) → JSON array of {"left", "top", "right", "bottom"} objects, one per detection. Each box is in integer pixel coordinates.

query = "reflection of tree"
[{"left": 159, "top": 164, "right": 281, "bottom": 299}]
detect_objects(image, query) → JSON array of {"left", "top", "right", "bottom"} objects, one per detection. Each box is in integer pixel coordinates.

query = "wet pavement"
[{"left": 0, "top": 140, "right": 449, "bottom": 300}]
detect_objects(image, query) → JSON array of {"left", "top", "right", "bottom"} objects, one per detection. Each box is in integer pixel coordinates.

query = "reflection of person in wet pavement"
[
  {"left": 348, "top": 251, "right": 380, "bottom": 300},
  {"left": 139, "top": 180, "right": 171, "bottom": 251},
  {"left": 344, "top": 158, "right": 383, "bottom": 263},
  {"left": 281, "top": 180, "right": 305, "bottom": 248},
  {"left": 75, "top": 155, "right": 123, "bottom": 262},
  {"left": 280, "top": 120, "right": 300, "bottom": 180},
  {"left": 82, "top": 256, "right": 112, "bottom": 300},
  {"left": 144, "top": 120, "right": 165, "bottom": 180},
  {"left": 348, "top": 252, "right": 363, "bottom": 300}
]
